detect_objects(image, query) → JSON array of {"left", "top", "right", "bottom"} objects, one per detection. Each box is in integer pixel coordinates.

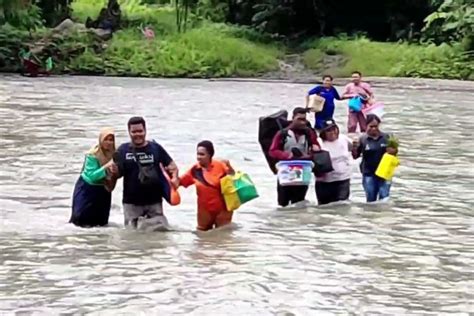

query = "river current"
[{"left": 0, "top": 75, "right": 473, "bottom": 315}]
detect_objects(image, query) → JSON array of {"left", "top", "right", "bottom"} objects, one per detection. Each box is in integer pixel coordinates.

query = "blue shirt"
[
  {"left": 308, "top": 86, "right": 341, "bottom": 129},
  {"left": 116, "top": 141, "right": 173, "bottom": 205}
]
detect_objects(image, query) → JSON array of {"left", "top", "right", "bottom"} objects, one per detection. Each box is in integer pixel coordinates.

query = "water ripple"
[{"left": 0, "top": 75, "right": 473, "bottom": 315}]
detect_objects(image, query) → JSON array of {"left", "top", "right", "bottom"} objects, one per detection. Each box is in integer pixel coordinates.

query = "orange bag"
[{"left": 160, "top": 164, "right": 181, "bottom": 206}]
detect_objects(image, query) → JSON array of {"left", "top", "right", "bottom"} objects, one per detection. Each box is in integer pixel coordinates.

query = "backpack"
[{"left": 279, "top": 127, "right": 313, "bottom": 151}]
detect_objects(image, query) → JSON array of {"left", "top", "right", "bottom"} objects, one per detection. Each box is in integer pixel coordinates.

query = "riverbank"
[{"left": 0, "top": 2, "right": 472, "bottom": 80}]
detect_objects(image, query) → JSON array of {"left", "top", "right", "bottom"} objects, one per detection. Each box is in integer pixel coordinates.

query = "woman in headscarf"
[
  {"left": 70, "top": 128, "right": 117, "bottom": 227},
  {"left": 173, "top": 140, "right": 235, "bottom": 231}
]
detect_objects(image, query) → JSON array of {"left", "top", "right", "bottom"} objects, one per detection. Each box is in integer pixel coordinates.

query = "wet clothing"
[
  {"left": 80, "top": 154, "right": 107, "bottom": 185},
  {"left": 348, "top": 111, "right": 367, "bottom": 133},
  {"left": 277, "top": 182, "right": 309, "bottom": 207},
  {"left": 315, "top": 179, "right": 350, "bottom": 205},
  {"left": 197, "top": 209, "right": 233, "bottom": 231},
  {"left": 115, "top": 141, "right": 173, "bottom": 206},
  {"left": 70, "top": 155, "right": 111, "bottom": 227},
  {"left": 180, "top": 160, "right": 231, "bottom": 230},
  {"left": 354, "top": 133, "right": 390, "bottom": 176},
  {"left": 181, "top": 160, "right": 229, "bottom": 213},
  {"left": 308, "top": 86, "right": 341, "bottom": 129},
  {"left": 343, "top": 82, "right": 373, "bottom": 133},
  {"left": 269, "top": 128, "right": 319, "bottom": 207},
  {"left": 317, "top": 135, "right": 352, "bottom": 183},
  {"left": 269, "top": 128, "right": 319, "bottom": 161},
  {"left": 362, "top": 175, "right": 391, "bottom": 202},
  {"left": 354, "top": 132, "right": 392, "bottom": 202},
  {"left": 123, "top": 202, "right": 168, "bottom": 229},
  {"left": 315, "top": 135, "right": 352, "bottom": 205}
]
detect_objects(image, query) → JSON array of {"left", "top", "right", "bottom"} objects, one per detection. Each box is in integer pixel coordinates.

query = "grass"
[
  {"left": 302, "top": 37, "right": 473, "bottom": 80},
  {"left": 65, "top": 0, "right": 282, "bottom": 77},
  {"left": 66, "top": 13, "right": 281, "bottom": 77}
]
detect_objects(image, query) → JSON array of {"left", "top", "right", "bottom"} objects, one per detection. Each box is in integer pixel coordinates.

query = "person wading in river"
[
  {"left": 113, "top": 116, "right": 179, "bottom": 229},
  {"left": 269, "top": 107, "right": 320, "bottom": 207},
  {"left": 306, "top": 75, "right": 342, "bottom": 130},
  {"left": 342, "top": 71, "right": 374, "bottom": 133},
  {"left": 174, "top": 141, "right": 235, "bottom": 231},
  {"left": 352, "top": 114, "right": 397, "bottom": 202},
  {"left": 70, "top": 127, "right": 117, "bottom": 227}
]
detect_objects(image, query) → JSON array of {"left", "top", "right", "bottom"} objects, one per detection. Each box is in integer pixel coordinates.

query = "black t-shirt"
[
  {"left": 356, "top": 133, "right": 389, "bottom": 175},
  {"left": 116, "top": 141, "right": 173, "bottom": 205}
]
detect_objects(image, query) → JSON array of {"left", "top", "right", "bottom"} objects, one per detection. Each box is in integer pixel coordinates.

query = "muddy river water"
[{"left": 0, "top": 75, "right": 473, "bottom": 315}]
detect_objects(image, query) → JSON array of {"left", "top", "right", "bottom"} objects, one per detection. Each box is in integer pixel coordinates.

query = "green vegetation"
[
  {"left": 67, "top": 25, "right": 281, "bottom": 77},
  {"left": 387, "top": 135, "right": 400, "bottom": 150},
  {"left": 0, "top": 0, "right": 472, "bottom": 79},
  {"left": 302, "top": 37, "right": 473, "bottom": 80}
]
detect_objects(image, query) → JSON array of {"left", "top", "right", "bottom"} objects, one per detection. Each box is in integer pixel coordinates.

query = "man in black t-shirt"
[{"left": 113, "top": 116, "right": 179, "bottom": 229}]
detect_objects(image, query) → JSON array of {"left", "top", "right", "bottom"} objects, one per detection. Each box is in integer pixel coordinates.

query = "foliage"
[
  {"left": 0, "top": 1, "right": 43, "bottom": 30},
  {"left": 387, "top": 135, "right": 400, "bottom": 149},
  {"left": 37, "top": 0, "right": 71, "bottom": 27},
  {"left": 195, "top": 0, "right": 227, "bottom": 22},
  {"left": 302, "top": 37, "right": 473, "bottom": 80},
  {"left": 0, "top": 24, "right": 31, "bottom": 71},
  {"left": 422, "top": 0, "right": 473, "bottom": 50},
  {"left": 202, "top": 22, "right": 277, "bottom": 44},
  {"left": 67, "top": 25, "right": 280, "bottom": 77},
  {"left": 71, "top": 0, "right": 178, "bottom": 35}
]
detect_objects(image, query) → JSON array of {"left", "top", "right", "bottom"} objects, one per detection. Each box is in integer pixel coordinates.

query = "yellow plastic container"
[
  {"left": 375, "top": 153, "right": 400, "bottom": 180},
  {"left": 220, "top": 174, "right": 241, "bottom": 212}
]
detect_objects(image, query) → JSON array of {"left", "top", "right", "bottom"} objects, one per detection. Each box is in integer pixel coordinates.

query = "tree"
[{"left": 423, "top": 0, "right": 474, "bottom": 49}]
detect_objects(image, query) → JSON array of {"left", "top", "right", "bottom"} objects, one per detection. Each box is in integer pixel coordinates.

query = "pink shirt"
[{"left": 342, "top": 82, "right": 373, "bottom": 98}]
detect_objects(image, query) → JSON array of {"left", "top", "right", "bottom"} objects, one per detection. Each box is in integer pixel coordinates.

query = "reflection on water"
[{"left": 0, "top": 75, "right": 473, "bottom": 315}]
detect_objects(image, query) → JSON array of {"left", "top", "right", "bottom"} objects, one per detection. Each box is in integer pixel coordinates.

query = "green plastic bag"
[
  {"left": 234, "top": 172, "right": 259, "bottom": 204},
  {"left": 221, "top": 172, "right": 259, "bottom": 211}
]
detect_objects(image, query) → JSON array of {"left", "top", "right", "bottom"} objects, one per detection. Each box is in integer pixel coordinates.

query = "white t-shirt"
[{"left": 317, "top": 134, "right": 352, "bottom": 182}]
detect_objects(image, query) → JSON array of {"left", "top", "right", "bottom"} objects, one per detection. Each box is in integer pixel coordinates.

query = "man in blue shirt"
[
  {"left": 306, "top": 75, "right": 342, "bottom": 130},
  {"left": 113, "top": 116, "right": 179, "bottom": 229}
]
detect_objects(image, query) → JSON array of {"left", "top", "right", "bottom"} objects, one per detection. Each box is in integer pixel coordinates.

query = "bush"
[
  {"left": 302, "top": 36, "right": 473, "bottom": 79},
  {"left": 67, "top": 25, "right": 281, "bottom": 77},
  {"left": 71, "top": 0, "right": 178, "bottom": 35},
  {"left": 0, "top": 24, "right": 32, "bottom": 71}
]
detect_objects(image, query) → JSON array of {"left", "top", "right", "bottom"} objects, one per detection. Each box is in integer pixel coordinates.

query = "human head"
[
  {"left": 127, "top": 116, "right": 146, "bottom": 146},
  {"left": 89, "top": 127, "right": 115, "bottom": 166},
  {"left": 366, "top": 114, "right": 382, "bottom": 137},
  {"left": 291, "top": 107, "right": 309, "bottom": 130},
  {"left": 322, "top": 75, "right": 333, "bottom": 88},
  {"left": 99, "top": 127, "right": 115, "bottom": 152},
  {"left": 319, "top": 119, "right": 339, "bottom": 142},
  {"left": 196, "top": 140, "right": 215, "bottom": 167},
  {"left": 351, "top": 71, "right": 362, "bottom": 84}
]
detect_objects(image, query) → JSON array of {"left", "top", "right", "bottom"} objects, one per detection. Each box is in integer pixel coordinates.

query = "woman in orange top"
[{"left": 175, "top": 140, "right": 235, "bottom": 231}]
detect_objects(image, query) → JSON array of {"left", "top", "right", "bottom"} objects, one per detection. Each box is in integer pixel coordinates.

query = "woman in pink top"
[{"left": 342, "top": 71, "right": 373, "bottom": 133}]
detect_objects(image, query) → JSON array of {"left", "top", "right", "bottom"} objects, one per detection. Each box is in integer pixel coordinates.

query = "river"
[{"left": 0, "top": 75, "right": 473, "bottom": 315}]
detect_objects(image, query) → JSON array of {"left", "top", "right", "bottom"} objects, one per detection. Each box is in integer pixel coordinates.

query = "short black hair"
[
  {"left": 322, "top": 74, "right": 333, "bottom": 81},
  {"left": 366, "top": 114, "right": 381, "bottom": 125},
  {"left": 352, "top": 70, "right": 362, "bottom": 76},
  {"left": 127, "top": 116, "right": 146, "bottom": 130},
  {"left": 197, "top": 140, "right": 215, "bottom": 157},
  {"left": 292, "top": 107, "right": 308, "bottom": 117}
]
